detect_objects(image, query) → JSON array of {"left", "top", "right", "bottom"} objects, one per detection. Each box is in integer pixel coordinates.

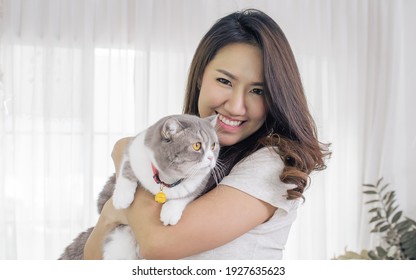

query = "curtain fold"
[{"left": 0, "top": 0, "right": 415, "bottom": 259}]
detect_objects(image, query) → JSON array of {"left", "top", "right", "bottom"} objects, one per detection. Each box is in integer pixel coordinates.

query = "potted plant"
[{"left": 335, "top": 178, "right": 416, "bottom": 260}]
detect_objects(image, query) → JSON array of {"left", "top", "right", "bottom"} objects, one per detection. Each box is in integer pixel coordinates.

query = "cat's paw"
[
  {"left": 112, "top": 177, "right": 137, "bottom": 209},
  {"left": 112, "top": 189, "right": 134, "bottom": 209},
  {"left": 160, "top": 201, "right": 184, "bottom": 226}
]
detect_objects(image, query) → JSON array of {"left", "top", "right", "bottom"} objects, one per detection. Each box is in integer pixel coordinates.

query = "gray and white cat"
[{"left": 59, "top": 114, "right": 219, "bottom": 260}]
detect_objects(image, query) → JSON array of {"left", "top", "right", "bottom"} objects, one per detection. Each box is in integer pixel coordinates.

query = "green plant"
[{"left": 335, "top": 178, "right": 416, "bottom": 260}]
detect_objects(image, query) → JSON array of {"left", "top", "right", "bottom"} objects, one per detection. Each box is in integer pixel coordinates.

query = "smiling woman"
[
  {"left": 1, "top": 0, "right": 415, "bottom": 260},
  {"left": 198, "top": 43, "right": 267, "bottom": 147},
  {"left": 84, "top": 9, "right": 330, "bottom": 260}
]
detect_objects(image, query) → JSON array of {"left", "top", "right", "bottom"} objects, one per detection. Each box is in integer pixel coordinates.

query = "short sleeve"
[{"left": 219, "top": 147, "right": 299, "bottom": 212}]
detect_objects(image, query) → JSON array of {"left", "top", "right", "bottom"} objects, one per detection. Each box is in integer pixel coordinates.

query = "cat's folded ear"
[
  {"left": 204, "top": 114, "right": 218, "bottom": 127},
  {"left": 161, "top": 117, "right": 182, "bottom": 141}
]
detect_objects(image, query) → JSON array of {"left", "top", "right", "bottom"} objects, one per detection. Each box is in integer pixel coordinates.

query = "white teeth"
[{"left": 218, "top": 114, "right": 242, "bottom": 127}]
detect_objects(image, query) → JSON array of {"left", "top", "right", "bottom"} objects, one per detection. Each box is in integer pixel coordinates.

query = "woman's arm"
[
  {"left": 127, "top": 184, "right": 276, "bottom": 259},
  {"left": 85, "top": 137, "right": 276, "bottom": 259},
  {"left": 84, "top": 181, "right": 275, "bottom": 260}
]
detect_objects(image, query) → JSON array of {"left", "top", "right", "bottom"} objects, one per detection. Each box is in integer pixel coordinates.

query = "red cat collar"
[{"left": 151, "top": 163, "right": 183, "bottom": 188}]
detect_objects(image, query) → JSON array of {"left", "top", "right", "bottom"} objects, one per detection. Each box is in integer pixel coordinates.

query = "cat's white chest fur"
[{"left": 128, "top": 132, "right": 159, "bottom": 193}]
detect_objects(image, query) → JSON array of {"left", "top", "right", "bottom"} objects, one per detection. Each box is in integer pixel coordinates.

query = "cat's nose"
[{"left": 207, "top": 156, "right": 213, "bottom": 161}]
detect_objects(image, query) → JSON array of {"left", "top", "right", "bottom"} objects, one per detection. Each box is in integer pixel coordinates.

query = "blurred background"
[{"left": 1, "top": 0, "right": 415, "bottom": 259}]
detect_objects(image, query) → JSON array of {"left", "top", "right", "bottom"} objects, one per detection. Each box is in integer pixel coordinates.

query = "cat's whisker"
[
  {"left": 210, "top": 158, "right": 226, "bottom": 186},
  {"left": 217, "top": 162, "right": 226, "bottom": 175},
  {"left": 212, "top": 167, "right": 223, "bottom": 185},
  {"left": 214, "top": 159, "right": 226, "bottom": 175},
  {"left": 215, "top": 159, "right": 226, "bottom": 170},
  {"left": 212, "top": 169, "right": 220, "bottom": 186}
]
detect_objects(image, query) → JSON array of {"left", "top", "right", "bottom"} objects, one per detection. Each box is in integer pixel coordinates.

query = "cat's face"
[{"left": 144, "top": 115, "right": 219, "bottom": 180}]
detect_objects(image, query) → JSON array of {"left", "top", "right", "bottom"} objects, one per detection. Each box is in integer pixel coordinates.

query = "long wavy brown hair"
[{"left": 183, "top": 9, "right": 330, "bottom": 200}]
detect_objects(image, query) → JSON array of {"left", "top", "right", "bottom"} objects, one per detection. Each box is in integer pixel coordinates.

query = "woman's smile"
[{"left": 217, "top": 113, "right": 245, "bottom": 129}]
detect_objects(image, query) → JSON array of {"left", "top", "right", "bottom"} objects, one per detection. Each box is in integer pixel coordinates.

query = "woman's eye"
[
  {"left": 217, "top": 78, "right": 231, "bottom": 86},
  {"left": 192, "top": 142, "right": 202, "bottom": 151},
  {"left": 251, "top": 88, "right": 264, "bottom": 95}
]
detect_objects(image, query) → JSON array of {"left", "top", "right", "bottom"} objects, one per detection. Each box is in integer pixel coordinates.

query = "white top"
[{"left": 183, "top": 147, "right": 300, "bottom": 260}]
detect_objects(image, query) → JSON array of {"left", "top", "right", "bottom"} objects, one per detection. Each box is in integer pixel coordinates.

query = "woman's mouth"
[{"left": 217, "top": 113, "right": 244, "bottom": 129}]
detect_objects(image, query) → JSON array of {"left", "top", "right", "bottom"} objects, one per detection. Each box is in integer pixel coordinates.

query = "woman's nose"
[{"left": 224, "top": 89, "right": 246, "bottom": 116}]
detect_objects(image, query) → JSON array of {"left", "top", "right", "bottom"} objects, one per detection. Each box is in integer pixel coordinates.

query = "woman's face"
[{"left": 198, "top": 43, "right": 267, "bottom": 146}]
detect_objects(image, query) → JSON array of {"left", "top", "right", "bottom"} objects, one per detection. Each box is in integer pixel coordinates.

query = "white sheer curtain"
[
  {"left": 1, "top": 0, "right": 415, "bottom": 259},
  {"left": 281, "top": 0, "right": 416, "bottom": 259}
]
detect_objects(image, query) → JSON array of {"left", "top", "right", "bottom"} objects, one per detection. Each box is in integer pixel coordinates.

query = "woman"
[{"left": 84, "top": 9, "right": 330, "bottom": 260}]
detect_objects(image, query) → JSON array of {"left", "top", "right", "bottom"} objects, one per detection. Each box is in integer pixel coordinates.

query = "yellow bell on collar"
[{"left": 154, "top": 191, "right": 166, "bottom": 204}]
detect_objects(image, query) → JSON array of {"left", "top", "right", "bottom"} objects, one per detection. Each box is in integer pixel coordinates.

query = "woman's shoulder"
[
  {"left": 220, "top": 146, "right": 298, "bottom": 211},
  {"left": 226, "top": 146, "right": 285, "bottom": 184},
  {"left": 236, "top": 146, "right": 284, "bottom": 169}
]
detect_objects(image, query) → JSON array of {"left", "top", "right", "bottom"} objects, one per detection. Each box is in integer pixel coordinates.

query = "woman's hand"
[
  {"left": 83, "top": 198, "right": 128, "bottom": 259},
  {"left": 111, "top": 137, "right": 133, "bottom": 176},
  {"left": 100, "top": 197, "right": 129, "bottom": 226}
]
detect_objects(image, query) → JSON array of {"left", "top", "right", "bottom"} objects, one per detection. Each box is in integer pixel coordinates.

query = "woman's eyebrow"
[
  {"left": 216, "top": 69, "right": 264, "bottom": 86},
  {"left": 216, "top": 69, "right": 237, "bottom": 80}
]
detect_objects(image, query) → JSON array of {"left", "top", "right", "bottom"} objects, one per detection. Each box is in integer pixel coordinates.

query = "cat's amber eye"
[
  {"left": 211, "top": 143, "right": 216, "bottom": 150},
  {"left": 192, "top": 142, "right": 202, "bottom": 151}
]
